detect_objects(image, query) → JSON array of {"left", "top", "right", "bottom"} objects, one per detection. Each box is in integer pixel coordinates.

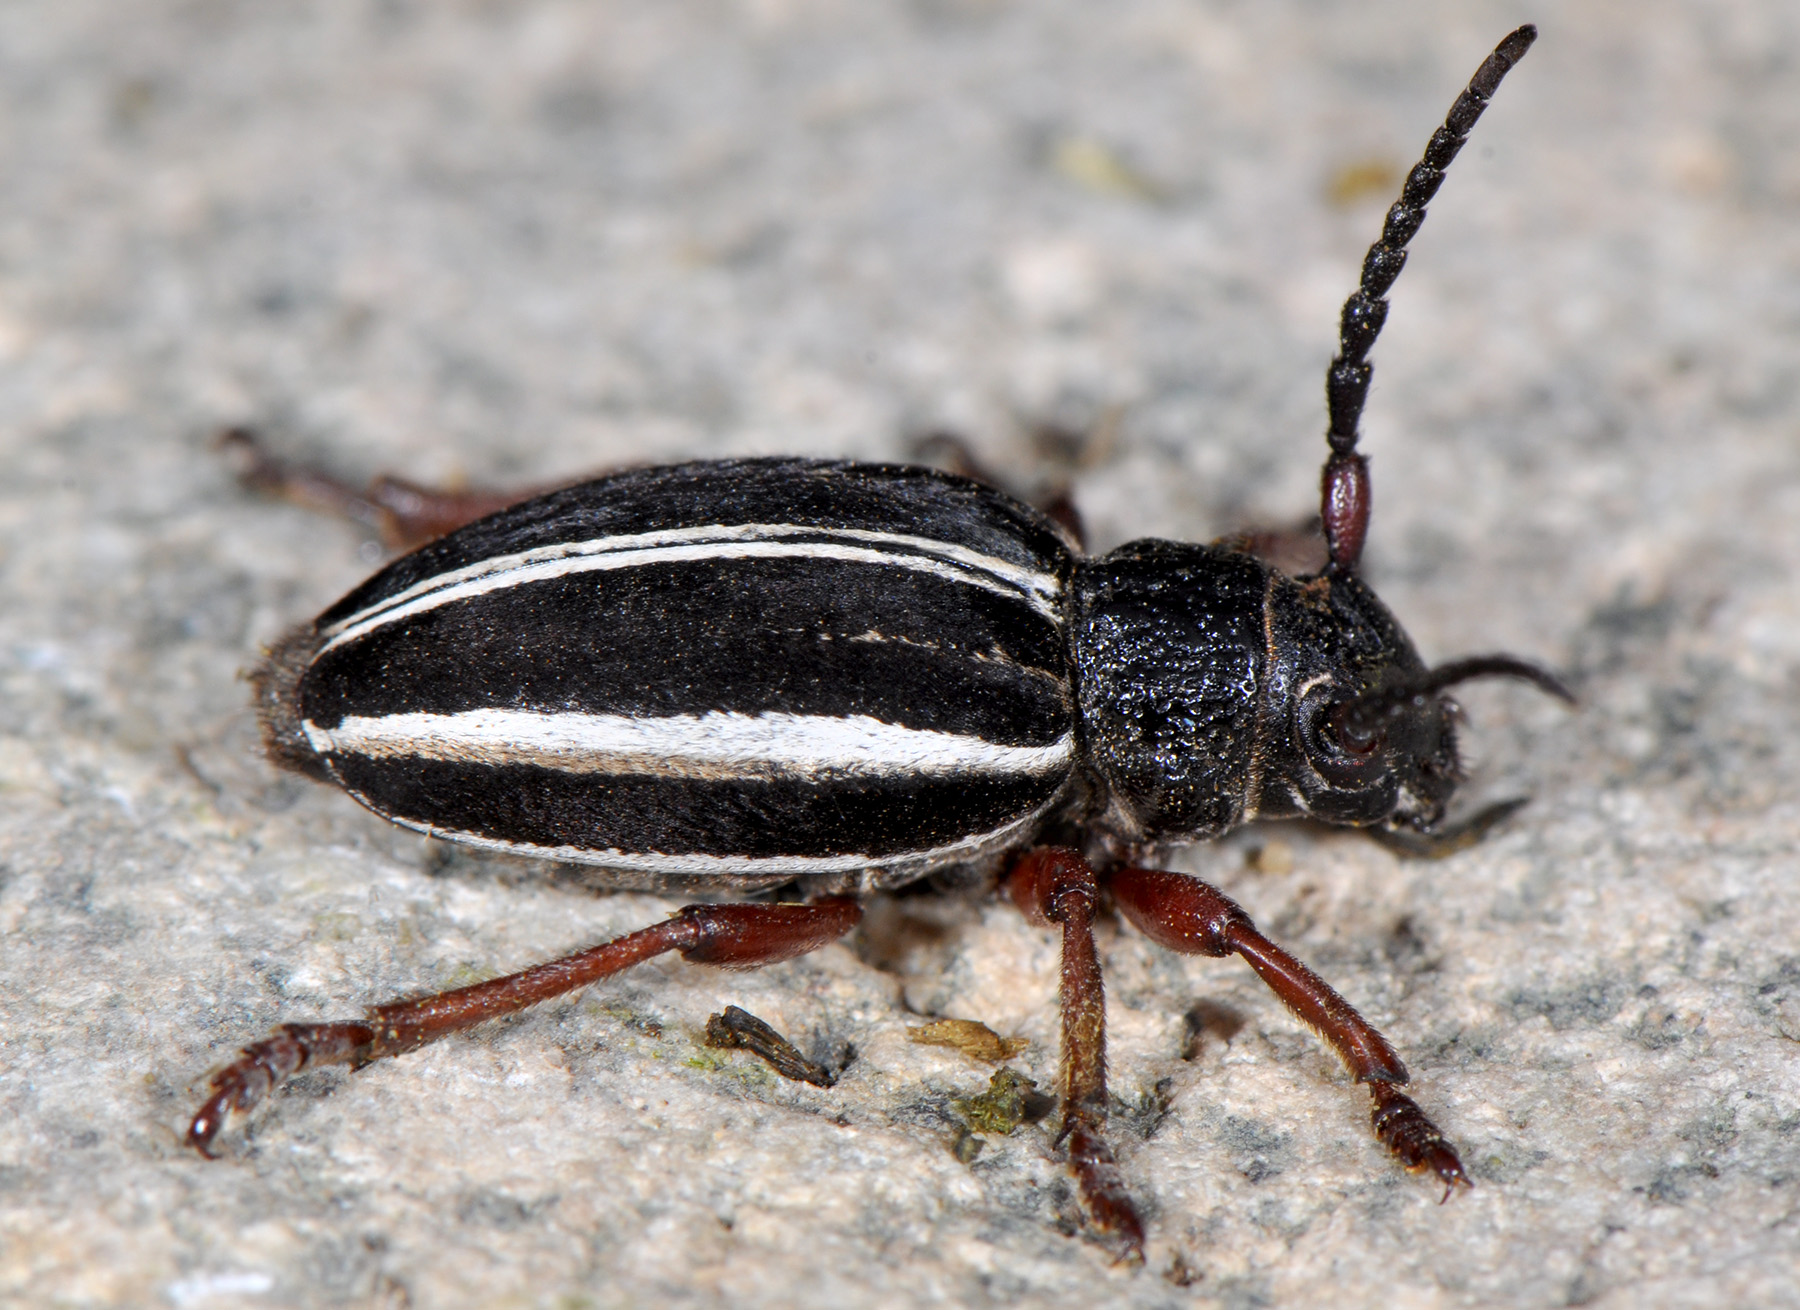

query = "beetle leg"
[
  {"left": 187, "top": 897, "right": 861, "bottom": 1156},
  {"left": 910, "top": 430, "right": 1088, "bottom": 549},
  {"left": 1108, "top": 866, "right": 1470, "bottom": 1195},
  {"left": 1006, "top": 848, "right": 1146, "bottom": 1262},
  {"left": 217, "top": 426, "right": 554, "bottom": 549},
  {"left": 1212, "top": 518, "right": 1330, "bottom": 578}
]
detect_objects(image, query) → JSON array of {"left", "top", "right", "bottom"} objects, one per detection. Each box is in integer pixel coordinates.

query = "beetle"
[{"left": 188, "top": 27, "right": 1569, "bottom": 1260}]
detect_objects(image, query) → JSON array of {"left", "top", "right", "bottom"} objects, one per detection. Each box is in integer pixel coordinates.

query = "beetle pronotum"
[{"left": 190, "top": 26, "right": 1568, "bottom": 1260}]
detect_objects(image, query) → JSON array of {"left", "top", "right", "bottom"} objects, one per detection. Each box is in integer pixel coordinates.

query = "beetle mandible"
[{"left": 189, "top": 26, "right": 1569, "bottom": 1260}]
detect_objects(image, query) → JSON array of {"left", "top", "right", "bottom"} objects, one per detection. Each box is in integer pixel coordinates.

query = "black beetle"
[{"left": 190, "top": 26, "right": 1568, "bottom": 1260}]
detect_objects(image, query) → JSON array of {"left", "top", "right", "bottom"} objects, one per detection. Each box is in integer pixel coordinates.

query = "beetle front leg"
[
  {"left": 188, "top": 897, "right": 861, "bottom": 1155},
  {"left": 1107, "top": 866, "right": 1469, "bottom": 1196},
  {"left": 1007, "top": 848, "right": 1146, "bottom": 1262}
]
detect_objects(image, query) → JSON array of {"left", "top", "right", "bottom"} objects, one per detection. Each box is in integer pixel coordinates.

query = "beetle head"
[
  {"left": 1256, "top": 570, "right": 1571, "bottom": 833},
  {"left": 1260, "top": 21, "right": 1560, "bottom": 835}
]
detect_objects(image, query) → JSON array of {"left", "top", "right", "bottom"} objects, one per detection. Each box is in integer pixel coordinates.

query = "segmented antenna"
[
  {"left": 1322, "top": 24, "right": 1537, "bottom": 575},
  {"left": 1337, "top": 654, "right": 1576, "bottom": 751}
]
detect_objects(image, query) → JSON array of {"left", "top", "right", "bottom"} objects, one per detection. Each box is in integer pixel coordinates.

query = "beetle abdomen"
[{"left": 272, "top": 459, "right": 1080, "bottom": 888}]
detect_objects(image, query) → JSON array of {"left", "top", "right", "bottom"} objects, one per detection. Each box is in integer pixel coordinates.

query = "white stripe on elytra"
[
  {"left": 317, "top": 523, "right": 1063, "bottom": 655},
  {"left": 333, "top": 523, "right": 1063, "bottom": 629},
  {"left": 305, "top": 709, "right": 1075, "bottom": 781},
  {"left": 366, "top": 804, "right": 1054, "bottom": 878}
]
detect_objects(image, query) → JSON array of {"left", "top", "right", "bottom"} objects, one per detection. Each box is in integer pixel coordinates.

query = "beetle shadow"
[{"left": 850, "top": 886, "right": 976, "bottom": 980}]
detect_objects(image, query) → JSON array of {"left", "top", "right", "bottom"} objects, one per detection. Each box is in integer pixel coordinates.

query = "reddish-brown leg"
[
  {"left": 1212, "top": 519, "right": 1330, "bottom": 578},
  {"left": 910, "top": 430, "right": 1088, "bottom": 549},
  {"left": 1007, "top": 848, "right": 1145, "bottom": 1261},
  {"left": 1108, "top": 866, "right": 1469, "bottom": 1195},
  {"left": 188, "top": 897, "right": 862, "bottom": 1155},
  {"left": 217, "top": 427, "right": 562, "bottom": 549}
]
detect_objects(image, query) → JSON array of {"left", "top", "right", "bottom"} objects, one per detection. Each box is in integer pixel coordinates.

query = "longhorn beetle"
[{"left": 189, "top": 27, "right": 1569, "bottom": 1260}]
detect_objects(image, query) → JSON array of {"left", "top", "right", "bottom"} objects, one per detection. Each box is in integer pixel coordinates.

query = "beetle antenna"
[
  {"left": 1340, "top": 653, "right": 1573, "bottom": 744},
  {"left": 1412, "top": 654, "right": 1575, "bottom": 705},
  {"left": 1321, "top": 24, "right": 1537, "bottom": 575}
]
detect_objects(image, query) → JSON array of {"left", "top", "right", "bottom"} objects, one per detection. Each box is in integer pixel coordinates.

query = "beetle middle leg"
[
  {"left": 1006, "top": 847, "right": 1146, "bottom": 1262},
  {"left": 910, "top": 429, "right": 1089, "bottom": 548},
  {"left": 187, "top": 896, "right": 862, "bottom": 1155},
  {"left": 1107, "top": 866, "right": 1470, "bottom": 1196}
]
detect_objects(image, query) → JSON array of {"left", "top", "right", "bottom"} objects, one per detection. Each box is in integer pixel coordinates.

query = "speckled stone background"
[{"left": 2, "top": 1, "right": 1797, "bottom": 1306}]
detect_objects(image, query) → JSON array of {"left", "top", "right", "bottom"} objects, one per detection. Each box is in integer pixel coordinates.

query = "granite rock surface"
[{"left": 2, "top": 2, "right": 1797, "bottom": 1306}]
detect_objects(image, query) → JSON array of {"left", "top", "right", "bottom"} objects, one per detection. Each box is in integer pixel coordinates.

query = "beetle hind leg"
[
  {"left": 217, "top": 426, "right": 554, "bottom": 549},
  {"left": 187, "top": 897, "right": 862, "bottom": 1155},
  {"left": 1006, "top": 847, "right": 1146, "bottom": 1262},
  {"left": 1107, "top": 865, "right": 1470, "bottom": 1196}
]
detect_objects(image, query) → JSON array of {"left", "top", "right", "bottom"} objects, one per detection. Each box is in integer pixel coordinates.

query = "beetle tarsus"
[
  {"left": 704, "top": 1005, "right": 840, "bottom": 1088},
  {"left": 217, "top": 426, "right": 397, "bottom": 538},
  {"left": 1067, "top": 1123, "right": 1147, "bottom": 1264},
  {"left": 187, "top": 1021, "right": 375, "bottom": 1155},
  {"left": 1370, "top": 1081, "right": 1471, "bottom": 1195}
]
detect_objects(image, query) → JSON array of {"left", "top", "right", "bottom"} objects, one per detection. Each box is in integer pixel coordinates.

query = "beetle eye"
[
  {"left": 1331, "top": 703, "right": 1384, "bottom": 756},
  {"left": 1299, "top": 695, "right": 1387, "bottom": 788}
]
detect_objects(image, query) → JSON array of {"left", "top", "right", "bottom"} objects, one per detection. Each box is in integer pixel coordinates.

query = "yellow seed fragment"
[{"left": 909, "top": 1018, "right": 1028, "bottom": 1064}]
